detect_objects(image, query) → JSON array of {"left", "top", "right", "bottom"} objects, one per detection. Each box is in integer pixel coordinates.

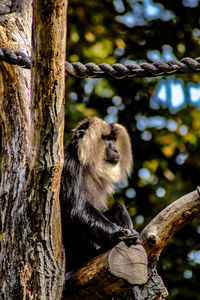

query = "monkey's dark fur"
[{"left": 60, "top": 117, "right": 139, "bottom": 271}]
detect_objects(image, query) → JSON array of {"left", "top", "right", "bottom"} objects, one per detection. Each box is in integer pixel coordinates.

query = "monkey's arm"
[
  {"left": 71, "top": 200, "right": 135, "bottom": 247},
  {"left": 61, "top": 152, "right": 139, "bottom": 246}
]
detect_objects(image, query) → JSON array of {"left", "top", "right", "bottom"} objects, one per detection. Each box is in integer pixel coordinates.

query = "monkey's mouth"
[
  {"left": 105, "top": 158, "right": 120, "bottom": 165},
  {"left": 105, "top": 151, "right": 120, "bottom": 165}
]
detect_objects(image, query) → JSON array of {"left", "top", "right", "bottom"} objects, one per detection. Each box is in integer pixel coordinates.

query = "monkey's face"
[
  {"left": 102, "top": 126, "right": 120, "bottom": 165},
  {"left": 104, "top": 139, "right": 120, "bottom": 165},
  {"left": 73, "top": 117, "right": 133, "bottom": 183}
]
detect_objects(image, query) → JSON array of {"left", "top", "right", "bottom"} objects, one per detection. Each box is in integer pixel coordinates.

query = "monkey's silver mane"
[{"left": 74, "top": 117, "right": 133, "bottom": 211}]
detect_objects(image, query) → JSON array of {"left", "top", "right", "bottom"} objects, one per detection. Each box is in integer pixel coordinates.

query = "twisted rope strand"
[
  {"left": 0, "top": 48, "right": 31, "bottom": 68},
  {"left": 0, "top": 47, "right": 200, "bottom": 79}
]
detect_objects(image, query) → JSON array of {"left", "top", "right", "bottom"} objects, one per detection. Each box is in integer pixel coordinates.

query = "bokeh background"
[{"left": 65, "top": 1, "right": 200, "bottom": 299}]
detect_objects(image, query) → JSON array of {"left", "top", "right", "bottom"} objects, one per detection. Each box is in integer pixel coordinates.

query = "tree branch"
[
  {"left": 64, "top": 244, "right": 148, "bottom": 300},
  {"left": 141, "top": 188, "right": 200, "bottom": 262},
  {"left": 64, "top": 188, "right": 200, "bottom": 299}
]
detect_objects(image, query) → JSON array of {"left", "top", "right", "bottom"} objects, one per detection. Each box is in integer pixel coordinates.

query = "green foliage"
[{"left": 66, "top": 1, "right": 200, "bottom": 298}]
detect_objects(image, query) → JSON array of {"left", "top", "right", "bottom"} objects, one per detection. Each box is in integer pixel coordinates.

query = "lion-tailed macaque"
[{"left": 60, "top": 117, "right": 139, "bottom": 271}]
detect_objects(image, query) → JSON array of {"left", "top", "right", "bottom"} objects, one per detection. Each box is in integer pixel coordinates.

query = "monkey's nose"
[{"left": 106, "top": 149, "right": 120, "bottom": 164}]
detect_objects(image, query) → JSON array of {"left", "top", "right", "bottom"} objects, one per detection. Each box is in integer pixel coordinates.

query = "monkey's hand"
[
  {"left": 113, "top": 227, "right": 140, "bottom": 246},
  {"left": 120, "top": 231, "right": 141, "bottom": 246}
]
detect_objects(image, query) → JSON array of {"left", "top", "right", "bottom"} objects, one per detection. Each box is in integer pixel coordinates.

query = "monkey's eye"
[{"left": 102, "top": 135, "right": 116, "bottom": 141}]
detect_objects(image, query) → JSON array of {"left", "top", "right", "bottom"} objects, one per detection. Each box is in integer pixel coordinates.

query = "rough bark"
[
  {"left": 0, "top": 0, "right": 67, "bottom": 299},
  {"left": 0, "top": 1, "right": 32, "bottom": 298},
  {"left": 0, "top": 0, "right": 26, "bottom": 15},
  {"left": 64, "top": 244, "right": 148, "bottom": 300},
  {"left": 64, "top": 189, "right": 200, "bottom": 299},
  {"left": 141, "top": 189, "right": 200, "bottom": 262}
]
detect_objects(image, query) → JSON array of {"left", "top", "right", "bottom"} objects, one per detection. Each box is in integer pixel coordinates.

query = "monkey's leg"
[
  {"left": 104, "top": 203, "right": 140, "bottom": 245},
  {"left": 104, "top": 203, "right": 133, "bottom": 230}
]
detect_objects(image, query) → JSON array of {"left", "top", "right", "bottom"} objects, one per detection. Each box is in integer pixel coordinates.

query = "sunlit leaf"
[{"left": 162, "top": 145, "right": 175, "bottom": 157}]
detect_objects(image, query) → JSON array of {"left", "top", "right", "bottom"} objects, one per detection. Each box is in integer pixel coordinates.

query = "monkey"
[{"left": 60, "top": 117, "right": 140, "bottom": 272}]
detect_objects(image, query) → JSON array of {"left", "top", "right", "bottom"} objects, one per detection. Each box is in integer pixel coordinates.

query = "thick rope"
[
  {"left": 0, "top": 47, "right": 200, "bottom": 79},
  {"left": 0, "top": 48, "right": 31, "bottom": 68}
]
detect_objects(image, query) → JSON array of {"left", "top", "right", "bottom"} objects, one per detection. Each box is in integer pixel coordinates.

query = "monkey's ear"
[
  {"left": 72, "top": 119, "right": 90, "bottom": 140},
  {"left": 75, "top": 129, "right": 85, "bottom": 139}
]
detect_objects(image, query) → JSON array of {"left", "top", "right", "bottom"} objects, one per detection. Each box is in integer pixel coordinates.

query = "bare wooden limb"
[
  {"left": 26, "top": 0, "right": 67, "bottom": 298},
  {"left": 30, "top": 0, "right": 67, "bottom": 273},
  {"left": 141, "top": 189, "right": 200, "bottom": 262},
  {"left": 134, "top": 189, "right": 200, "bottom": 299},
  {"left": 64, "top": 243, "right": 148, "bottom": 300},
  {"left": 64, "top": 189, "right": 200, "bottom": 299},
  {"left": 109, "top": 243, "right": 147, "bottom": 285}
]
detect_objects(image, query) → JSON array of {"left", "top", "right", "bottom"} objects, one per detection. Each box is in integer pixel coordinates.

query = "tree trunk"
[{"left": 0, "top": 0, "right": 67, "bottom": 299}]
